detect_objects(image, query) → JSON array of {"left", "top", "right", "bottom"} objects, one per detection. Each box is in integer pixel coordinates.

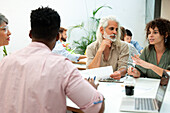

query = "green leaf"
[
  {"left": 3, "top": 46, "right": 8, "bottom": 56},
  {"left": 67, "top": 22, "right": 85, "bottom": 39},
  {"left": 93, "top": 5, "right": 112, "bottom": 17}
]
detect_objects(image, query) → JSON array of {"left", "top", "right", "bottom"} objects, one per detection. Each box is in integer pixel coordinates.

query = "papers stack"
[{"left": 79, "top": 66, "right": 113, "bottom": 81}]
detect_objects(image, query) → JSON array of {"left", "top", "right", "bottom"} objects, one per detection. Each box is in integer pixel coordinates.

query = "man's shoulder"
[
  {"left": 130, "top": 40, "right": 137, "bottom": 43},
  {"left": 54, "top": 41, "right": 63, "bottom": 47},
  {"left": 50, "top": 52, "right": 69, "bottom": 61},
  {"left": 120, "top": 41, "right": 128, "bottom": 47},
  {"left": 87, "top": 41, "right": 98, "bottom": 49},
  {"left": 49, "top": 53, "right": 77, "bottom": 71}
]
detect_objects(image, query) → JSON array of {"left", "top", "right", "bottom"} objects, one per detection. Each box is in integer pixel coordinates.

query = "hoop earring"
[{"left": 165, "top": 38, "right": 167, "bottom": 43}]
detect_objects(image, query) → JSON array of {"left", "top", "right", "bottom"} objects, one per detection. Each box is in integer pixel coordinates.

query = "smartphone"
[{"left": 99, "top": 77, "right": 124, "bottom": 83}]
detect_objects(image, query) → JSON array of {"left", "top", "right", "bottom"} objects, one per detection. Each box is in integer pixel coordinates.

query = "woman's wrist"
[{"left": 149, "top": 63, "right": 155, "bottom": 70}]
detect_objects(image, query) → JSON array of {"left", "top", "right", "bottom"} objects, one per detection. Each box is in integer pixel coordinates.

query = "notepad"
[{"left": 79, "top": 66, "right": 113, "bottom": 81}]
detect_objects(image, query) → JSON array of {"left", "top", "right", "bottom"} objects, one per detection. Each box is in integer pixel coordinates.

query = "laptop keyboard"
[{"left": 135, "top": 98, "right": 156, "bottom": 111}]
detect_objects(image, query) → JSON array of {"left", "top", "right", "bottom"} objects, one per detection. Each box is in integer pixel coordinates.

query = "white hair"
[{"left": 96, "top": 15, "right": 121, "bottom": 45}]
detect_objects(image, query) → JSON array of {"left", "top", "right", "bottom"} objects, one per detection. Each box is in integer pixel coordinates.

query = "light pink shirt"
[{"left": 0, "top": 42, "right": 103, "bottom": 113}]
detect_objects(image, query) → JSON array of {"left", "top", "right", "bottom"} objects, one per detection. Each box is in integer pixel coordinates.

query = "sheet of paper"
[
  {"left": 167, "top": 72, "right": 170, "bottom": 91},
  {"left": 79, "top": 66, "right": 113, "bottom": 80},
  {"left": 167, "top": 72, "right": 170, "bottom": 76}
]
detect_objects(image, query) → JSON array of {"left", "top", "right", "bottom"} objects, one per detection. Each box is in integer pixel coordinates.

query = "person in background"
[
  {"left": 125, "top": 29, "right": 143, "bottom": 54},
  {"left": 86, "top": 15, "right": 129, "bottom": 80},
  {"left": 0, "top": 7, "right": 104, "bottom": 113},
  {"left": 52, "top": 27, "right": 86, "bottom": 62},
  {"left": 120, "top": 26, "right": 139, "bottom": 63},
  {"left": 128, "top": 18, "right": 170, "bottom": 79},
  {"left": 0, "top": 13, "right": 11, "bottom": 47}
]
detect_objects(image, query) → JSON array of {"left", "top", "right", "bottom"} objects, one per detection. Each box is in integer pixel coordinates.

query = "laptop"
[{"left": 120, "top": 70, "right": 169, "bottom": 112}]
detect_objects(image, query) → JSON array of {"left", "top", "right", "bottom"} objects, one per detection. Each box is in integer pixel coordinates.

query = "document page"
[
  {"left": 167, "top": 72, "right": 170, "bottom": 76},
  {"left": 79, "top": 66, "right": 113, "bottom": 80}
]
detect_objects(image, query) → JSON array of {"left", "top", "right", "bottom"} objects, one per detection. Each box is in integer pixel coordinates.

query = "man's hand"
[
  {"left": 78, "top": 55, "right": 87, "bottom": 60},
  {"left": 127, "top": 66, "right": 140, "bottom": 78},
  {"left": 85, "top": 78, "right": 99, "bottom": 90},
  {"left": 99, "top": 39, "right": 112, "bottom": 52},
  {"left": 110, "top": 71, "right": 121, "bottom": 80}
]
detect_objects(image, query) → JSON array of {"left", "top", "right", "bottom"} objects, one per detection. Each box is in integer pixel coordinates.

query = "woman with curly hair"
[{"left": 128, "top": 18, "right": 170, "bottom": 78}]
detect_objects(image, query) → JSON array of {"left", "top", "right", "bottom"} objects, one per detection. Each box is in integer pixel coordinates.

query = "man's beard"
[
  {"left": 103, "top": 31, "right": 117, "bottom": 42},
  {"left": 61, "top": 36, "right": 66, "bottom": 42}
]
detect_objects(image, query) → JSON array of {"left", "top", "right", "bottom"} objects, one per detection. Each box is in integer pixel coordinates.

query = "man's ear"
[
  {"left": 56, "top": 33, "right": 59, "bottom": 41},
  {"left": 29, "top": 30, "right": 32, "bottom": 39},
  {"left": 100, "top": 26, "right": 104, "bottom": 35},
  {"left": 59, "top": 33, "right": 62, "bottom": 39}
]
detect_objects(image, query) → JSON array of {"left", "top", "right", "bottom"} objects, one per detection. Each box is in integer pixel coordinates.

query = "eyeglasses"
[{"left": 0, "top": 26, "right": 9, "bottom": 34}]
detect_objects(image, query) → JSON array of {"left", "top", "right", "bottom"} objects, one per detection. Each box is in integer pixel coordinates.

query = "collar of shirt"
[{"left": 29, "top": 42, "right": 51, "bottom": 52}]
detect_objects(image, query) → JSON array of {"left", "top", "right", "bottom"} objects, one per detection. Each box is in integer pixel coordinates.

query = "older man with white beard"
[{"left": 86, "top": 15, "right": 129, "bottom": 80}]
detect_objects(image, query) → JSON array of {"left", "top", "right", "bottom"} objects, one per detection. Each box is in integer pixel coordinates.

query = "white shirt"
[{"left": 52, "top": 40, "right": 80, "bottom": 62}]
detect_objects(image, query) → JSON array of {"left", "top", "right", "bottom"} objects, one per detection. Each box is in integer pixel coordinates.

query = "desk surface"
[
  {"left": 72, "top": 58, "right": 87, "bottom": 70},
  {"left": 73, "top": 64, "right": 86, "bottom": 70},
  {"left": 67, "top": 77, "right": 170, "bottom": 113}
]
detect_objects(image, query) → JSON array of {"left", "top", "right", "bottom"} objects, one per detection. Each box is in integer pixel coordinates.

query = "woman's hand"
[
  {"left": 127, "top": 66, "right": 140, "bottom": 78},
  {"left": 132, "top": 55, "right": 153, "bottom": 69}
]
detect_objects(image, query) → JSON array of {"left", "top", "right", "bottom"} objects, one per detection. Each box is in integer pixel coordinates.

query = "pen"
[
  {"left": 88, "top": 77, "right": 90, "bottom": 81},
  {"left": 94, "top": 76, "right": 96, "bottom": 81},
  {"left": 88, "top": 76, "right": 96, "bottom": 81}
]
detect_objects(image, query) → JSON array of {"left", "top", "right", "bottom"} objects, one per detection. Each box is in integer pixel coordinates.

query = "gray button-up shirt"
[{"left": 86, "top": 40, "right": 129, "bottom": 72}]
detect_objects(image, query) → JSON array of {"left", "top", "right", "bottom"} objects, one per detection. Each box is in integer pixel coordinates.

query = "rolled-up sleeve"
[{"left": 86, "top": 44, "right": 96, "bottom": 69}]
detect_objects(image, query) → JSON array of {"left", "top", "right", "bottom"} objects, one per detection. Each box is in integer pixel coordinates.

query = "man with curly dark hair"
[
  {"left": 128, "top": 18, "right": 170, "bottom": 79},
  {"left": 0, "top": 7, "right": 104, "bottom": 113}
]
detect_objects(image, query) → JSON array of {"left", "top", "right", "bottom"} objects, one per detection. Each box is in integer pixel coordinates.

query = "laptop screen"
[{"left": 155, "top": 70, "right": 169, "bottom": 111}]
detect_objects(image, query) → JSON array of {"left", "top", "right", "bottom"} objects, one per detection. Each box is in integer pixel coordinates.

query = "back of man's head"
[
  {"left": 125, "top": 29, "right": 132, "bottom": 37},
  {"left": 30, "top": 7, "right": 60, "bottom": 41}
]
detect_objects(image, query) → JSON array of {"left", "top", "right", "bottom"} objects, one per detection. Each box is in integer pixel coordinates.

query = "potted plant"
[{"left": 68, "top": 5, "right": 112, "bottom": 55}]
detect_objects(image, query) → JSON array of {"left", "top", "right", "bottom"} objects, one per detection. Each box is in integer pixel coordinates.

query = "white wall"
[
  {"left": 145, "top": 0, "right": 155, "bottom": 24},
  {"left": 161, "top": 0, "right": 170, "bottom": 20},
  {"left": 0, "top": 0, "right": 146, "bottom": 59}
]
